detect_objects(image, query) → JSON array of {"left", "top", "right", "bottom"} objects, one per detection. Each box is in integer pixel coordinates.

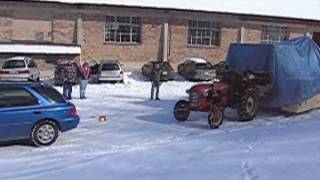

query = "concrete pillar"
[
  {"left": 163, "top": 22, "right": 169, "bottom": 61},
  {"left": 239, "top": 26, "right": 245, "bottom": 43},
  {"left": 76, "top": 16, "right": 83, "bottom": 45},
  {"left": 306, "top": 31, "right": 313, "bottom": 38}
]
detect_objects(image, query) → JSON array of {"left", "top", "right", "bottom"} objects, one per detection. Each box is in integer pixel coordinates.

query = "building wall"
[
  {"left": 11, "top": 9, "right": 52, "bottom": 42},
  {"left": 0, "top": 10, "right": 12, "bottom": 42},
  {"left": 81, "top": 15, "right": 162, "bottom": 62},
  {"left": 289, "top": 27, "right": 306, "bottom": 39},
  {"left": 0, "top": 1, "right": 319, "bottom": 71},
  {"left": 52, "top": 13, "right": 76, "bottom": 44},
  {"left": 169, "top": 20, "right": 239, "bottom": 64},
  {"left": 243, "top": 24, "right": 262, "bottom": 44}
]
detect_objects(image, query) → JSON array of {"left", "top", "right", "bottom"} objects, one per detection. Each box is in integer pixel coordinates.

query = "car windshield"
[
  {"left": 32, "top": 86, "right": 66, "bottom": 104},
  {"left": 102, "top": 63, "right": 119, "bottom": 71},
  {"left": 2, "top": 60, "right": 26, "bottom": 69},
  {"left": 196, "top": 63, "right": 213, "bottom": 70}
]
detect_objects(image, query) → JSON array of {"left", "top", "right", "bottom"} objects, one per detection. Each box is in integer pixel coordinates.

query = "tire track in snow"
[{"left": 242, "top": 161, "right": 259, "bottom": 180}]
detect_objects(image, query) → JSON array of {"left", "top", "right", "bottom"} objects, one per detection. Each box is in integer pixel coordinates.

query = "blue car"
[{"left": 0, "top": 82, "right": 79, "bottom": 146}]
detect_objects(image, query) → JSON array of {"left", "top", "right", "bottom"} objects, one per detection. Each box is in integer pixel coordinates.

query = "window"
[
  {"left": 0, "top": 88, "right": 39, "bottom": 108},
  {"left": 105, "top": 16, "right": 141, "bottom": 43},
  {"left": 101, "top": 63, "right": 120, "bottom": 71},
  {"left": 188, "top": 20, "right": 221, "bottom": 47},
  {"left": 2, "top": 60, "right": 26, "bottom": 69},
  {"left": 261, "top": 25, "right": 288, "bottom": 43},
  {"left": 28, "top": 60, "right": 37, "bottom": 68},
  {"left": 196, "top": 63, "right": 213, "bottom": 70},
  {"left": 32, "top": 86, "right": 66, "bottom": 104}
]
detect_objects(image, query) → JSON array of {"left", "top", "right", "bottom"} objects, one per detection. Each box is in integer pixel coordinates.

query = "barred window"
[
  {"left": 188, "top": 20, "right": 221, "bottom": 47},
  {"left": 261, "top": 25, "right": 288, "bottom": 44},
  {"left": 105, "top": 16, "right": 141, "bottom": 43}
]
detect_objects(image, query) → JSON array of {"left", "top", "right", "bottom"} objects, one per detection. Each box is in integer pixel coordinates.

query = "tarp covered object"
[{"left": 225, "top": 37, "right": 320, "bottom": 107}]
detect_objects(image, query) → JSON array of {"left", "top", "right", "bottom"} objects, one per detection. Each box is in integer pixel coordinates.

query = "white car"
[
  {"left": 0, "top": 56, "right": 40, "bottom": 82},
  {"left": 177, "top": 57, "right": 216, "bottom": 81},
  {"left": 97, "top": 60, "right": 124, "bottom": 83}
]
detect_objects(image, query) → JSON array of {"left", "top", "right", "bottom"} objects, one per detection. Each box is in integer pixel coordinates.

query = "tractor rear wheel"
[
  {"left": 237, "top": 89, "right": 259, "bottom": 121},
  {"left": 208, "top": 107, "right": 224, "bottom": 129},
  {"left": 174, "top": 100, "right": 190, "bottom": 121}
]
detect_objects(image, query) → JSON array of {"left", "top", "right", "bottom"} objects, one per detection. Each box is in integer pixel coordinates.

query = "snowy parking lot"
[{"left": 1, "top": 73, "right": 320, "bottom": 180}]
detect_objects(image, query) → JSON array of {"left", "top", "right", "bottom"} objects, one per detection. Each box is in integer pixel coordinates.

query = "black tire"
[
  {"left": 208, "top": 107, "right": 224, "bottom": 129},
  {"left": 31, "top": 120, "right": 59, "bottom": 147},
  {"left": 174, "top": 100, "right": 190, "bottom": 121},
  {"left": 36, "top": 76, "right": 40, "bottom": 82},
  {"left": 237, "top": 89, "right": 259, "bottom": 121}
]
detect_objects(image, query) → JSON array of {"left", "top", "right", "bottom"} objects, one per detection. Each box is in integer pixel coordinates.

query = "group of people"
[
  {"left": 60, "top": 60, "right": 163, "bottom": 101},
  {"left": 62, "top": 61, "right": 91, "bottom": 100}
]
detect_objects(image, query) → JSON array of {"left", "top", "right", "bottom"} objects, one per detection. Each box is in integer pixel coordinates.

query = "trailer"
[{"left": 226, "top": 37, "right": 320, "bottom": 113}]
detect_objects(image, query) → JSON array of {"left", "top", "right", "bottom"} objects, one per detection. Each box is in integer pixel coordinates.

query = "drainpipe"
[
  {"left": 76, "top": 15, "right": 83, "bottom": 45},
  {"left": 163, "top": 22, "right": 169, "bottom": 62},
  {"left": 76, "top": 15, "right": 83, "bottom": 64}
]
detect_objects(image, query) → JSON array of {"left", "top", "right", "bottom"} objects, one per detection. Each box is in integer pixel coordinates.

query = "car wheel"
[{"left": 31, "top": 120, "right": 59, "bottom": 147}]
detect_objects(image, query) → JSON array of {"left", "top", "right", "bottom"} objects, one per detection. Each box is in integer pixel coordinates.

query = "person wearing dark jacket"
[
  {"left": 79, "top": 62, "right": 91, "bottom": 99},
  {"left": 150, "top": 63, "right": 162, "bottom": 101},
  {"left": 62, "top": 61, "right": 79, "bottom": 100}
]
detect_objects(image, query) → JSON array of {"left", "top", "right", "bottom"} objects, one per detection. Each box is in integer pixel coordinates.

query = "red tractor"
[{"left": 174, "top": 70, "right": 271, "bottom": 129}]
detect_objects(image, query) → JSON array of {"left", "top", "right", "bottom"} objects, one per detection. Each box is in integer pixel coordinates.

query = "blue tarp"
[{"left": 225, "top": 37, "right": 320, "bottom": 108}]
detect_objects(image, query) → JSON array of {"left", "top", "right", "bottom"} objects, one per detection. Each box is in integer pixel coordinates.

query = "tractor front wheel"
[
  {"left": 208, "top": 107, "right": 224, "bottom": 129},
  {"left": 174, "top": 100, "right": 190, "bottom": 122}
]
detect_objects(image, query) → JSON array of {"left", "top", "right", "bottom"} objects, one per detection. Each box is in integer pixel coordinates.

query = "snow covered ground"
[{"left": 1, "top": 72, "right": 320, "bottom": 180}]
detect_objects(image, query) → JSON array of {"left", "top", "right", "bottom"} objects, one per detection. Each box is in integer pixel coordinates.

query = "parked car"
[
  {"left": 89, "top": 60, "right": 100, "bottom": 75},
  {"left": 0, "top": 82, "right": 79, "bottom": 146},
  {"left": 97, "top": 60, "right": 124, "bottom": 83},
  {"left": 142, "top": 61, "right": 175, "bottom": 81},
  {"left": 178, "top": 58, "right": 216, "bottom": 81},
  {"left": 54, "top": 61, "right": 79, "bottom": 86},
  {"left": 213, "top": 61, "right": 226, "bottom": 77},
  {"left": 0, "top": 56, "right": 40, "bottom": 82}
]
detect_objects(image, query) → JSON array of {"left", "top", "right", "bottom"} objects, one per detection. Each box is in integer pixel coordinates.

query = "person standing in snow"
[
  {"left": 150, "top": 63, "right": 162, "bottom": 101},
  {"left": 79, "top": 62, "right": 91, "bottom": 99},
  {"left": 62, "top": 61, "right": 79, "bottom": 100}
]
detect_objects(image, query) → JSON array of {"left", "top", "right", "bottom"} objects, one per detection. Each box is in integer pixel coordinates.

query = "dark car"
[
  {"left": 213, "top": 61, "right": 226, "bottom": 77},
  {"left": 54, "top": 61, "right": 79, "bottom": 86},
  {"left": 178, "top": 58, "right": 216, "bottom": 81},
  {"left": 90, "top": 61, "right": 100, "bottom": 76},
  {"left": 142, "top": 61, "right": 175, "bottom": 81},
  {"left": 0, "top": 82, "right": 79, "bottom": 146}
]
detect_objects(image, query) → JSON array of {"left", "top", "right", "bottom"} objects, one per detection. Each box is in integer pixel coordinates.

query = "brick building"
[{"left": 0, "top": 0, "right": 320, "bottom": 71}]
